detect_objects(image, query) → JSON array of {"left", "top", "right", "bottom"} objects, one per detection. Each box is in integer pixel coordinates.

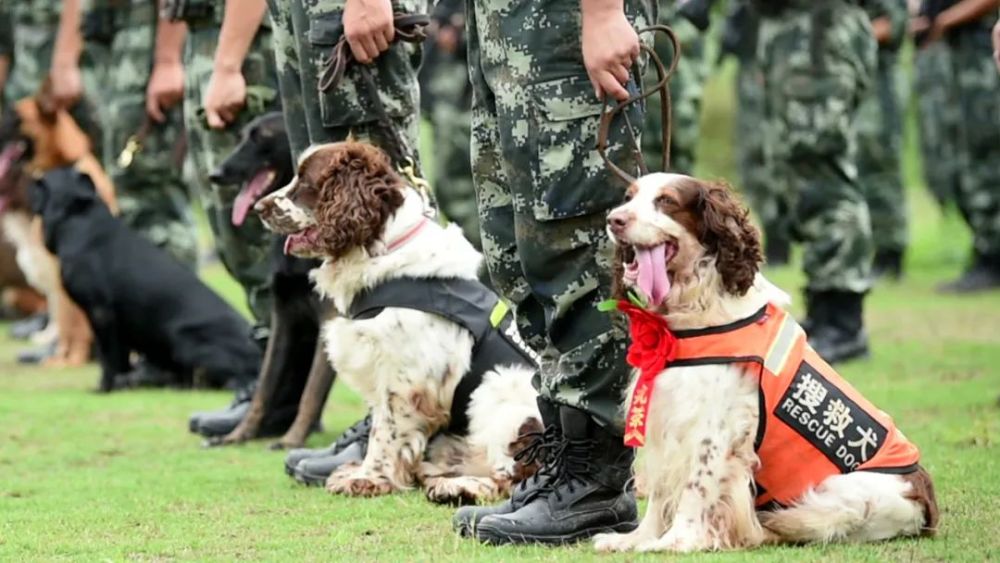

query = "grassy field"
[{"left": 2, "top": 62, "right": 999, "bottom": 561}]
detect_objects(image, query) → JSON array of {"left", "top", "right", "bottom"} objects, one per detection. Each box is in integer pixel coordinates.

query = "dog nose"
[{"left": 607, "top": 210, "right": 631, "bottom": 233}]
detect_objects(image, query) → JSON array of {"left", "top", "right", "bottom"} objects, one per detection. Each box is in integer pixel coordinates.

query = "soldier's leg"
[
  {"left": 857, "top": 52, "right": 906, "bottom": 280},
  {"left": 735, "top": 59, "right": 789, "bottom": 265},
  {"left": 106, "top": 18, "right": 197, "bottom": 268},
  {"left": 913, "top": 43, "right": 962, "bottom": 210},
  {"left": 427, "top": 55, "right": 479, "bottom": 248},
  {"left": 183, "top": 27, "right": 277, "bottom": 323},
  {"left": 939, "top": 22, "right": 1000, "bottom": 293},
  {"left": 759, "top": 3, "right": 875, "bottom": 363},
  {"left": 462, "top": 0, "right": 655, "bottom": 546}
]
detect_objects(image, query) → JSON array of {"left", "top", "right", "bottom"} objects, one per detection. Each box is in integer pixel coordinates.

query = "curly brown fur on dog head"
[
  {"left": 684, "top": 179, "right": 763, "bottom": 296},
  {"left": 303, "top": 142, "right": 406, "bottom": 260}
]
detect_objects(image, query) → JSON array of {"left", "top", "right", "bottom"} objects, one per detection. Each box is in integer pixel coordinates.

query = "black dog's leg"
[{"left": 90, "top": 305, "right": 130, "bottom": 392}]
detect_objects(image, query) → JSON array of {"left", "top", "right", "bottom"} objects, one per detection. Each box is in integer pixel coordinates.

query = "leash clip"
[
  {"left": 399, "top": 157, "right": 437, "bottom": 220},
  {"left": 117, "top": 135, "right": 142, "bottom": 169}
]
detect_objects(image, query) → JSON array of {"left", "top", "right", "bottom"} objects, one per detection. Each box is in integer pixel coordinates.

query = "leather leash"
[
  {"left": 596, "top": 25, "right": 681, "bottom": 185},
  {"left": 319, "top": 14, "right": 430, "bottom": 167}
]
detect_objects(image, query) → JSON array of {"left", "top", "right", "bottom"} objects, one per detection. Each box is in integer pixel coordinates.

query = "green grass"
[{"left": 2, "top": 65, "right": 1000, "bottom": 561}]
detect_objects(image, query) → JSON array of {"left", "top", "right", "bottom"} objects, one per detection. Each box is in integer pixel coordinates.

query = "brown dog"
[{"left": 0, "top": 82, "right": 117, "bottom": 366}]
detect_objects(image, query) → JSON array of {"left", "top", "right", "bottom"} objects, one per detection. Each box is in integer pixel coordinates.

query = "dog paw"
[
  {"left": 593, "top": 532, "right": 643, "bottom": 553},
  {"left": 326, "top": 466, "right": 394, "bottom": 497},
  {"left": 424, "top": 476, "right": 499, "bottom": 506},
  {"left": 636, "top": 528, "right": 702, "bottom": 553}
]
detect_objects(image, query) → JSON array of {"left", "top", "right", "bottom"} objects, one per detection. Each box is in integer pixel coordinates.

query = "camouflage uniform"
[
  {"left": 467, "top": 0, "right": 655, "bottom": 430},
  {"left": 756, "top": 0, "right": 877, "bottom": 295},
  {"left": 88, "top": 0, "right": 199, "bottom": 268},
  {"left": 266, "top": 0, "right": 425, "bottom": 164},
  {"left": 724, "top": 1, "right": 790, "bottom": 259},
  {"left": 948, "top": 11, "right": 1000, "bottom": 261},
  {"left": 167, "top": 0, "right": 277, "bottom": 322},
  {"left": 856, "top": 0, "right": 908, "bottom": 261},
  {"left": 641, "top": 11, "right": 706, "bottom": 175},
  {"left": 3, "top": 0, "right": 106, "bottom": 145},
  {"left": 913, "top": 40, "right": 962, "bottom": 207},
  {"left": 420, "top": 0, "right": 479, "bottom": 248}
]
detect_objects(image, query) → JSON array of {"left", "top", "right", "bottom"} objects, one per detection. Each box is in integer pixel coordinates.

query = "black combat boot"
[
  {"left": 188, "top": 382, "right": 255, "bottom": 436},
  {"left": 937, "top": 251, "right": 1000, "bottom": 294},
  {"left": 470, "top": 406, "right": 637, "bottom": 545},
  {"left": 808, "top": 290, "right": 870, "bottom": 364},
  {"left": 453, "top": 398, "right": 562, "bottom": 536},
  {"left": 286, "top": 413, "right": 372, "bottom": 478},
  {"left": 873, "top": 248, "right": 904, "bottom": 281}
]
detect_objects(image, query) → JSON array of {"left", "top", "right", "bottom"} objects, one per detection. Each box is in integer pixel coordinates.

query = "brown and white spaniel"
[
  {"left": 594, "top": 173, "right": 937, "bottom": 553},
  {"left": 255, "top": 141, "right": 542, "bottom": 503}
]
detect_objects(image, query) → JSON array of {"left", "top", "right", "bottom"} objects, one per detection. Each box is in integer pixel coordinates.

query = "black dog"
[
  {"left": 192, "top": 112, "right": 335, "bottom": 449},
  {"left": 30, "top": 167, "right": 261, "bottom": 391}
]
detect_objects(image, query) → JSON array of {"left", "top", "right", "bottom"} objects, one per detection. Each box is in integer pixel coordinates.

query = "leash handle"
[{"left": 596, "top": 24, "right": 681, "bottom": 186}]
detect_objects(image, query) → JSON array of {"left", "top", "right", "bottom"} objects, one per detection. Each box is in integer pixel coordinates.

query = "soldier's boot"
[
  {"left": 808, "top": 290, "right": 870, "bottom": 364},
  {"left": 293, "top": 415, "right": 373, "bottom": 486},
  {"left": 285, "top": 413, "right": 372, "bottom": 476},
  {"left": 937, "top": 250, "right": 1000, "bottom": 294},
  {"left": 470, "top": 405, "right": 637, "bottom": 545},
  {"left": 873, "top": 248, "right": 904, "bottom": 281},
  {"left": 453, "top": 397, "right": 562, "bottom": 536},
  {"left": 9, "top": 312, "right": 49, "bottom": 341}
]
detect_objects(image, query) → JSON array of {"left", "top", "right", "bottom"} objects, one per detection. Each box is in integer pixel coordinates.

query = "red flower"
[{"left": 616, "top": 301, "right": 677, "bottom": 375}]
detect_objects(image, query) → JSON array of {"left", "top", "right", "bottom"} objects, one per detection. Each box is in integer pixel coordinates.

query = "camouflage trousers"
[
  {"left": 856, "top": 51, "right": 907, "bottom": 255},
  {"left": 423, "top": 50, "right": 479, "bottom": 249},
  {"left": 735, "top": 58, "right": 787, "bottom": 248},
  {"left": 913, "top": 41, "right": 962, "bottom": 209},
  {"left": 949, "top": 25, "right": 1000, "bottom": 257},
  {"left": 4, "top": 7, "right": 106, "bottom": 155},
  {"left": 266, "top": 0, "right": 425, "bottom": 163},
  {"left": 182, "top": 23, "right": 278, "bottom": 323},
  {"left": 758, "top": 2, "right": 876, "bottom": 294},
  {"left": 467, "top": 0, "right": 654, "bottom": 431},
  {"left": 642, "top": 15, "right": 706, "bottom": 175},
  {"left": 104, "top": 6, "right": 198, "bottom": 268}
]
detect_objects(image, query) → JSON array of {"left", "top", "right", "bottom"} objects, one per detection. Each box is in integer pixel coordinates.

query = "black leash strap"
[{"left": 596, "top": 25, "right": 681, "bottom": 185}]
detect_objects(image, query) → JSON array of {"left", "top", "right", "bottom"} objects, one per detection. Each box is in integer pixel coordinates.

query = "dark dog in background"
[
  {"left": 31, "top": 167, "right": 261, "bottom": 391},
  {"left": 192, "top": 112, "right": 334, "bottom": 449}
]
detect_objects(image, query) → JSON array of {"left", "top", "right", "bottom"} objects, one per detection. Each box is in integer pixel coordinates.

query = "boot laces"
[
  {"left": 510, "top": 425, "right": 562, "bottom": 494},
  {"left": 532, "top": 437, "right": 597, "bottom": 503}
]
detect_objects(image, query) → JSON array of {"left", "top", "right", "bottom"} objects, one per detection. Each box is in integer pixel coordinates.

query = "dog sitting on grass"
[{"left": 30, "top": 167, "right": 261, "bottom": 392}]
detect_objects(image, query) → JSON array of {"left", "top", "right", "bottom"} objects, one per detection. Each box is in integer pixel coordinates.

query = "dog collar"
[{"left": 385, "top": 216, "right": 431, "bottom": 253}]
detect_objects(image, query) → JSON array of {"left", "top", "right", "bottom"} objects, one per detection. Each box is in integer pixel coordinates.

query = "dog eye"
[{"left": 655, "top": 195, "right": 677, "bottom": 208}]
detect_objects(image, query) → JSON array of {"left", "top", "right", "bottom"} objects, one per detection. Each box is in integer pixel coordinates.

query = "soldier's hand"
[
  {"left": 344, "top": 0, "right": 394, "bottom": 64},
  {"left": 203, "top": 67, "right": 246, "bottom": 130},
  {"left": 910, "top": 15, "right": 944, "bottom": 46},
  {"left": 145, "top": 60, "right": 185, "bottom": 123},
  {"left": 49, "top": 62, "right": 83, "bottom": 109},
  {"left": 581, "top": 6, "right": 639, "bottom": 102}
]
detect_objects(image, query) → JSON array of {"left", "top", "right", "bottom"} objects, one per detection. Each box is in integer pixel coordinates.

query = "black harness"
[{"left": 348, "top": 277, "right": 536, "bottom": 434}]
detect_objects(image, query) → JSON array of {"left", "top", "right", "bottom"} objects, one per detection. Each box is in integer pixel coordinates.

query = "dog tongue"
[
  {"left": 0, "top": 143, "right": 25, "bottom": 182},
  {"left": 635, "top": 244, "right": 671, "bottom": 307},
  {"left": 231, "top": 169, "right": 274, "bottom": 227}
]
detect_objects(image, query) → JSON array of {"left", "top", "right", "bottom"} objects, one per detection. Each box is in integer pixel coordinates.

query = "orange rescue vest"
[{"left": 669, "top": 302, "right": 921, "bottom": 509}]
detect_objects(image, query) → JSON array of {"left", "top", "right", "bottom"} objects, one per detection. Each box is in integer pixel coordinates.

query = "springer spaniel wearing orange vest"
[{"left": 593, "top": 174, "right": 938, "bottom": 553}]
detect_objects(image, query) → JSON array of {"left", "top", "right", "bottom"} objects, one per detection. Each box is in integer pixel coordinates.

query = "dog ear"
[
  {"left": 695, "top": 180, "right": 762, "bottom": 296},
  {"left": 312, "top": 144, "right": 405, "bottom": 259}
]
